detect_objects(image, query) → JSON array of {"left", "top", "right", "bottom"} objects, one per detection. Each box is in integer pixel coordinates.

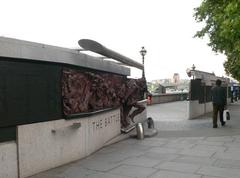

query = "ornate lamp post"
[
  {"left": 191, "top": 64, "right": 196, "bottom": 79},
  {"left": 140, "top": 46, "right": 147, "bottom": 79},
  {"left": 191, "top": 64, "right": 196, "bottom": 71}
]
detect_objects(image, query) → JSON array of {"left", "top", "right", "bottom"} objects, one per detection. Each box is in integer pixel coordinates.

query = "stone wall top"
[{"left": 0, "top": 37, "right": 130, "bottom": 76}]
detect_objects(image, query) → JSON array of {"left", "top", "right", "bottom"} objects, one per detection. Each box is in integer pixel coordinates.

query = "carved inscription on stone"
[{"left": 92, "top": 113, "right": 120, "bottom": 131}]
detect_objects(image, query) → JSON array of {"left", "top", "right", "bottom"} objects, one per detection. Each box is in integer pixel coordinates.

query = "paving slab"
[
  {"left": 135, "top": 139, "right": 167, "bottom": 147},
  {"left": 143, "top": 137, "right": 170, "bottom": 142},
  {"left": 96, "top": 146, "right": 120, "bottom": 154},
  {"left": 172, "top": 155, "right": 217, "bottom": 166},
  {"left": 202, "top": 176, "right": 225, "bottom": 178},
  {"left": 179, "top": 148, "right": 216, "bottom": 157},
  {"left": 213, "top": 159, "right": 240, "bottom": 169},
  {"left": 120, "top": 156, "right": 162, "bottom": 168},
  {"left": 224, "top": 142, "right": 240, "bottom": 149},
  {"left": 29, "top": 174, "right": 64, "bottom": 178},
  {"left": 110, "top": 141, "right": 152, "bottom": 152},
  {"left": 76, "top": 152, "right": 132, "bottom": 165},
  {"left": 232, "top": 135, "right": 240, "bottom": 141},
  {"left": 154, "top": 161, "right": 201, "bottom": 173},
  {"left": 191, "top": 144, "right": 227, "bottom": 152},
  {"left": 149, "top": 170, "right": 202, "bottom": 178},
  {"left": 224, "top": 148, "right": 240, "bottom": 154},
  {"left": 86, "top": 172, "right": 132, "bottom": 178},
  {"left": 148, "top": 147, "right": 181, "bottom": 154},
  {"left": 213, "top": 151, "right": 240, "bottom": 161},
  {"left": 55, "top": 167, "right": 98, "bottom": 178},
  {"left": 162, "top": 142, "right": 195, "bottom": 149},
  {"left": 197, "top": 166, "right": 240, "bottom": 178},
  {"left": 172, "top": 137, "right": 205, "bottom": 143},
  {"left": 204, "top": 136, "right": 234, "bottom": 142},
  {"left": 197, "top": 140, "right": 225, "bottom": 146},
  {"left": 108, "top": 165, "right": 157, "bottom": 178},
  {"left": 142, "top": 152, "right": 179, "bottom": 163},
  {"left": 29, "top": 166, "right": 98, "bottom": 178},
  {"left": 76, "top": 159, "right": 121, "bottom": 172}
]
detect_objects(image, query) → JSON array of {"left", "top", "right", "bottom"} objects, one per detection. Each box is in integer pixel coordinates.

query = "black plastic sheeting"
[
  {"left": 0, "top": 127, "right": 16, "bottom": 142},
  {"left": 190, "top": 79, "right": 228, "bottom": 103},
  {"left": 0, "top": 58, "right": 62, "bottom": 129}
]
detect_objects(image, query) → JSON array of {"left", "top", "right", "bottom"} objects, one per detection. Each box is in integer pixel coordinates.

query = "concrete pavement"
[
  {"left": 29, "top": 101, "right": 240, "bottom": 178},
  {"left": 149, "top": 101, "right": 240, "bottom": 137}
]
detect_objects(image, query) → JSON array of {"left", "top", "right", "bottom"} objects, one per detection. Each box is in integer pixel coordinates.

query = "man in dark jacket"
[{"left": 211, "top": 79, "right": 227, "bottom": 128}]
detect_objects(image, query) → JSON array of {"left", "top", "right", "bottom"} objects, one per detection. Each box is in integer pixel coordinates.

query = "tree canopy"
[{"left": 194, "top": 0, "right": 240, "bottom": 81}]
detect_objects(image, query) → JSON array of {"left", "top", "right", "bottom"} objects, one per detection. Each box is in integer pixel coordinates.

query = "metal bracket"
[{"left": 51, "top": 122, "right": 81, "bottom": 134}]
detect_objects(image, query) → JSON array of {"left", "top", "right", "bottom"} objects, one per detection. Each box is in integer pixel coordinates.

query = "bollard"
[
  {"left": 147, "top": 117, "right": 154, "bottom": 129},
  {"left": 136, "top": 122, "right": 144, "bottom": 140}
]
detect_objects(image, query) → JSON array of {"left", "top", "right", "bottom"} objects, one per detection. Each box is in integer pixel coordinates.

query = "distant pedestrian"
[
  {"left": 211, "top": 79, "right": 227, "bottom": 128},
  {"left": 147, "top": 93, "right": 152, "bottom": 105}
]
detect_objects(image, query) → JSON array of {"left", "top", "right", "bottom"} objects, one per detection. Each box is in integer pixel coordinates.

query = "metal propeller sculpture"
[{"left": 78, "top": 39, "right": 144, "bottom": 70}]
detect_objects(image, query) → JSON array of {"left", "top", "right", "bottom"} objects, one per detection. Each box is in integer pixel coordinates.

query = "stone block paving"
[
  {"left": 148, "top": 101, "right": 240, "bottom": 137},
  {"left": 29, "top": 101, "right": 240, "bottom": 178},
  {"left": 30, "top": 135, "right": 240, "bottom": 178}
]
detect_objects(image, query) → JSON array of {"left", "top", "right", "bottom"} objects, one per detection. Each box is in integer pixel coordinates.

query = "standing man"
[{"left": 211, "top": 79, "right": 227, "bottom": 128}]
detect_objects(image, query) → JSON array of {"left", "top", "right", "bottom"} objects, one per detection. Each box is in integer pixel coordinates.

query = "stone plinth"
[{"left": 18, "top": 109, "right": 120, "bottom": 178}]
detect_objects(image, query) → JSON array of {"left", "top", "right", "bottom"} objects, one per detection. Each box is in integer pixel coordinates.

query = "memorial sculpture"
[
  {"left": 62, "top": 68, "right": 147, "bottom": 128},
  {"left": 61, "top": 39, "right": 147, "bottom": 128},
  {"left": 119, "top": 78, "right": 147, "bottom": 127}
]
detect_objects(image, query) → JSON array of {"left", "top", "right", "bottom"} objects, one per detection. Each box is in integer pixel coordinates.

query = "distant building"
[
  {"left": 154, "top": 84, "right": 166, "bottom": 94},
  {"left": 148, "top": 77, "right": 190, "bottom": 93},
  {"left": 173, "top": 73, "right": 180, "bottom": 84}
]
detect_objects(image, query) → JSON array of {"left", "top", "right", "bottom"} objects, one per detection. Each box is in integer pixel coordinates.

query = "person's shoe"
[
  {"left": 213, "top": 125, "right": 218, "bottom": 128},
  {"left": 221, "top": 122, "right": 226, "bottom": 126}
]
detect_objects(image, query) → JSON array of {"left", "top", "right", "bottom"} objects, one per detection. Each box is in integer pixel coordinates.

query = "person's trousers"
[{"left": 212, "top": 103, "right": 224, "bottom": 127}]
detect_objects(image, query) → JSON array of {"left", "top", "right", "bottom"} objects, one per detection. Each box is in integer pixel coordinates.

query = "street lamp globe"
[
  {"left": 140, "top": 46, "right": 147, "bottom": 79},
  {"left": 140, "top": 46, "right": 147, "bottom": 57},
  {"left": 192, "top": 64, "right": 196, "bottom": 70}
]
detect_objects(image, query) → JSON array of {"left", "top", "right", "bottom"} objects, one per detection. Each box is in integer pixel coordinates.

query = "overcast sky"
[{"left": 0, "top": 0, "right": 227, "bottom": 81}]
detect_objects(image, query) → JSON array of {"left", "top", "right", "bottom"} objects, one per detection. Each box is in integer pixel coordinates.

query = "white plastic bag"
[{"left": 223, "top": 110, "right": 230, "bottom": 121}]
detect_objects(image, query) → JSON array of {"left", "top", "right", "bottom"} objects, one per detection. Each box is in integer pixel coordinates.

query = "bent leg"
[
  {"left": 121, "top": 105, "right": 132, "bottom": 128},
  {"left": 212, "top": 104, "right": 218, "bottom": 127},
  {"left": 129, "top": 103, "right": 145, "bottom": 122},
  {"left": 219, "top": 105, "right": 225, "bottom": 125}
]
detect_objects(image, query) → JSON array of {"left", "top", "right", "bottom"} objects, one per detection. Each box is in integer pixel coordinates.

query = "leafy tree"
[{"left": 194, "top": 0, "right": 240, "bottom": 81}]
